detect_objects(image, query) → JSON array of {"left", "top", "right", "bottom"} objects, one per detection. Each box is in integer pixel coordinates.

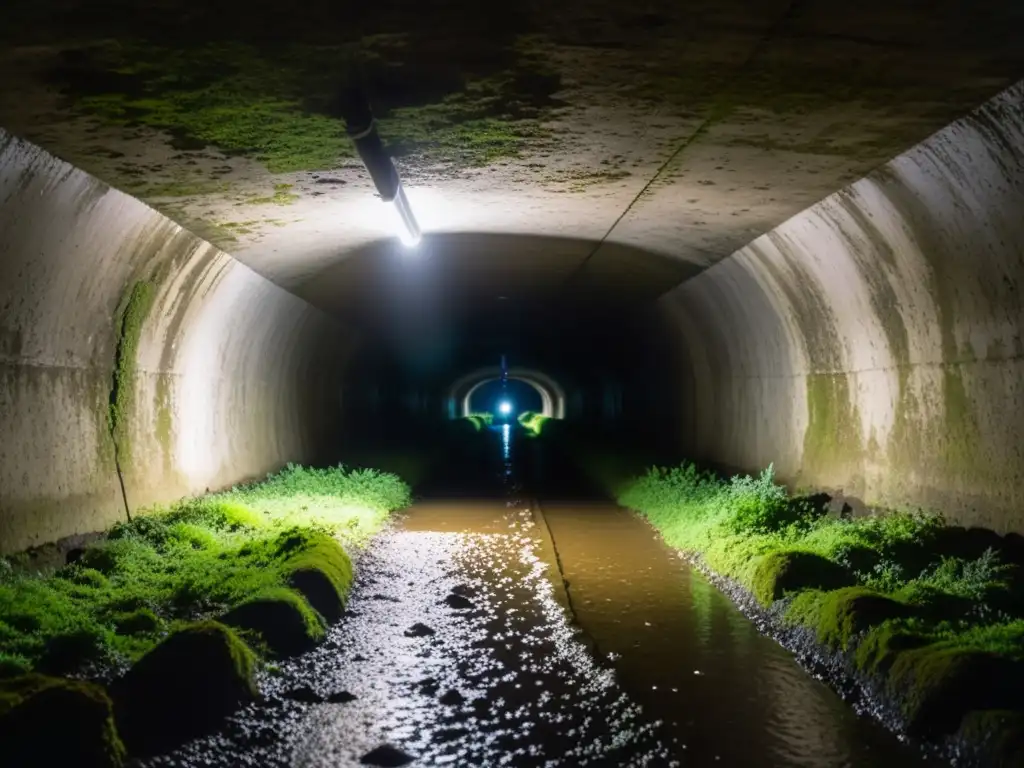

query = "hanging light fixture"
[{"left": 339, "top": 85, "right": 422, "bottom": 248}]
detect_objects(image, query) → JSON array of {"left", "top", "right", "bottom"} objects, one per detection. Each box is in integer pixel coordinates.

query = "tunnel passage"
[{"left": 1, "top": 0, "right": 1024, "bottom": 549}]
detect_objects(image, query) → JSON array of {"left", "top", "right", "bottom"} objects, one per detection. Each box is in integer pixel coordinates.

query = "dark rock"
[
  {"left": 444, "top": 593, "right": 474, "bottom": 610},
  {"left": 111, "top": 621, "right": 257, "bottom": 756},
  {"left": 0, "top": 675, "right": 125, "bottom": 768},
  {"left": 360, "top": 743, "right": 416, "bottom": 766},
  {"left": 282, "top": 685, "right": 324, "bottom": 703},
  {"left": 326, "top": 690, "right": 357, "bottom": 703},
  {"left": 221, "top": 588, "right": 326, "bottom": 657},
  {"left": 439, "top": 689, "right": 466, "bottom": 706},
  {"left": 404, "top": 623, "right": 435, "bottom": 637},
  {"left": 280, "top": 531, "right": 353, "bottom": 624},
  {"left": 751, "top": 550, "right": 856, "bottom": 606}
]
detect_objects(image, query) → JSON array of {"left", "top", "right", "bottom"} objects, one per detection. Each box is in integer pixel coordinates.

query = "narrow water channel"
[{"left": 138, "top": 432, "right": 934, "bottom": 767}]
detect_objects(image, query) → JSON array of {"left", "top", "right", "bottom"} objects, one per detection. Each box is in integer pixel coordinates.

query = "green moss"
[
  {"left": 518, "top": 411, "right": 550, "bottom": 437},
  {"left": 281, "top": 532, "right": 353, "bottom": 624},
  {"left": 58, "top": 38, "right": 560, "bottom": 176},
  {"left": 0, "top": 674, "right": 125, "bottom": 767},
  {"left": 153, "top": 375, "right": 173, "bottom": 470},
  {"left": 125, "top": 180, "right": 235, "bottom": 198},
  {"left": 112, "top": 621, "right": 256, "bottom": 756},
  {"left": 785, "top": 587, "right": 910, "bottom": 649},
  {"left": 854, "top": 621, "right": 930, "bottom": 675},
  {"left": 245, "top": 183, "right": 299, "bottom": 206},
  {"left": 111, "top": 608, "right": 160, "bottom": 636},
  {"left": 889, "top": 646, "right": 1024, "bottom": 736},
  {"left": 802, "top": 373, "right": 863, "bottom": 481},
  {"left": 753, "top": 552, "right": 856, "bottom": 607},
  {"left": 0, "top": 464, "right": 408, "bottom": 672},
  {"left": 109, "top": 281, "right": 155, "bottom": 472},
  {"left": 614, "top": 456, "right": 1024, "bottom": 734},
  {"left": 221, "top": 587, "right": 326, "bottom": 657}
]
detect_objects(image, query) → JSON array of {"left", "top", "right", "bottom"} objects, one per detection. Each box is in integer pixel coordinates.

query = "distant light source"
[
  {"left": 341, "top": 85, "right": 421, "bottom": 248},
  {"left": 498, "top": 401, "right": 513, "bottom": 415}
]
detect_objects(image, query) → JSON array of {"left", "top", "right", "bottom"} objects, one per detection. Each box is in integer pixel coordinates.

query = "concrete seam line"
[
  {"left": 530, "top": 497, "right": 605, "bottom": 662},
  {"left": 560, "top": 0, "right": 807, "bottom": 292}
]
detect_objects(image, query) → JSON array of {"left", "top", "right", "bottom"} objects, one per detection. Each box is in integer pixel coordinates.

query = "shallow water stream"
[{"left": 139, "top": 442, "right": 934, "bottom": 767}]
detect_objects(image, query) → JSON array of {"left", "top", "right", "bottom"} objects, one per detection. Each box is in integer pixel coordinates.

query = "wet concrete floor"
[{"left": 138, "top": 464, "right": 932, "bottom": 766}]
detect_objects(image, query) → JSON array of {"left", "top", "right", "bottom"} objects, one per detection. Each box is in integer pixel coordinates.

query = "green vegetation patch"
[
  {"left": 751, "top": 550, "right": 855, "bottom": 607},
  {"left": 222, "top": 587, "right": 326, "bottom": 657},
  {"left": 616, "top": 459, "right": 1024, "bottom": 736},
  {"left": 464, "top": 413, "right": 494, "bottom": 432},
  {"left": 54, "top": 37, "right": 562, "bottom": 176},
  {"left": 785, "top": 586, "right": 911, "bottom": 649},
  {"left": 518, "top": 410, "right": 550, "bottom": 437},
  {"left": 109, "top": 280, "right": 155, "bottom": 471},
  {"left": 0, "top": 464, "right": 410, "bottom": 674}
]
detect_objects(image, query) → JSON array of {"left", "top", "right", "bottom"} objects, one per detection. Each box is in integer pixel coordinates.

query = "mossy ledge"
[
  {"left": 611, "top": 457, "right": 1024, "bottom": 765},
  {"left": 0, "top": 463, "right": 411, "bottom": 760}
]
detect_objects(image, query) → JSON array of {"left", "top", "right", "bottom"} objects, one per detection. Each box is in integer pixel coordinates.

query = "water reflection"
[{"left": 538, "top": 502, "right": 931, "bottom": 766}]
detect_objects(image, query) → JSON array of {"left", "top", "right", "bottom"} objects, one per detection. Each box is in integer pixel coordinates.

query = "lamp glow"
[
  {"left": 498, "top": 401, "right": 513, "bottom": 415},
  {"left": 389, "top": 186, "right": 422, "bottom": 248}
]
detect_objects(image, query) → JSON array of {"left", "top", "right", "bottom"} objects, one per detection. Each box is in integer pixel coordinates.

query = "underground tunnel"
[{"left": 1, "top": 1, "right": 1024, "bottom": 766}]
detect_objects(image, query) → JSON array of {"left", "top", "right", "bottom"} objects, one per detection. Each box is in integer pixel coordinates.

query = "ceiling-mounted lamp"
[{"left": 340, "top": 86, "right": 422, "bottom": 248}]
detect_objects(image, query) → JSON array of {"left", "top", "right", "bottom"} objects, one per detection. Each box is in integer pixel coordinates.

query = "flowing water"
[{"left": 139, "top": 434, "right": 933, "bottom": 767}]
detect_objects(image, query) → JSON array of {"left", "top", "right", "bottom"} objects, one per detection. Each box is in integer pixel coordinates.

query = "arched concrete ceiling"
[{"left": 2, "top": 0, "right": 1023, "bottom": 313}]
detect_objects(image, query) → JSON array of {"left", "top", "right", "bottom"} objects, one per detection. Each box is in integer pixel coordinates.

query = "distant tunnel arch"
[{"left": 447, "top": 367, "right": 566, "bottom": 420}]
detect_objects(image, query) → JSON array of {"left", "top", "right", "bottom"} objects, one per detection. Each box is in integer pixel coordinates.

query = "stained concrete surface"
[
  {"left": 0, "top": 130, "right": 351, "bottom": 554},
  {"left": 660, "top": 81, "right": 1024, "bottom": 529}
]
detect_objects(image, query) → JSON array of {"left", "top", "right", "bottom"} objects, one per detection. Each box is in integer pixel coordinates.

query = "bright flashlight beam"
[
  {"left": 391, "top": 185, "right": 421, "bottom": 247},
  {"left": 499, "top": 401, "right": 512, "bottom": 415}
]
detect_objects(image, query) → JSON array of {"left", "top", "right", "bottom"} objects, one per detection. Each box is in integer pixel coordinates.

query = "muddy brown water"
[{"left": 138, "top": 486, "right": 930, "bottom": 766}]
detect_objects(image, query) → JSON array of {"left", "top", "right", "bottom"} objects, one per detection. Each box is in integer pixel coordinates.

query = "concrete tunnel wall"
[
  {"left": 0, "top": 130, "right": 353, "bottom": 555},
  {"left": 659, "top": 81, "right": 1024, "bottom": 532}
]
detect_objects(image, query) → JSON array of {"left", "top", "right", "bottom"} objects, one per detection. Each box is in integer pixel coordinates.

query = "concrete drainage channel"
[
  {"left": 137, "top": 459, "right": 941, "bottom": 766},
  {"left": 138, "top": 491, "right": 674, "bottom": 765}
]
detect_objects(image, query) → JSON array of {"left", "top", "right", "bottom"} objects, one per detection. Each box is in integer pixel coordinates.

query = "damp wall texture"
[
  {"left": 0, "top": 130, "right": 352, "bottom": 554},
  {"left": 660, "top": 81, "right": 1024, "bottom": 532}
]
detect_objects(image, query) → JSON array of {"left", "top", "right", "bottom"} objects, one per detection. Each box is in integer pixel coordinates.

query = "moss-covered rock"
[
  {"left": 278, "top": 532, "right": 353, "bottom": 624},
  {"left": 112, "top": 608, "right": 160, "bottom": 635},
  {"left": 36, "top": 627, "right": 110, "bottom": 675},
  {"left": 222, "top": 588, "right": 326, "bottom": 657},
  {"left": 888, "top": 647, "right": 1024, "bottom": 736},
  {"left": 112, "top": 621, "right": 256, "bottom": 756},
  {"left": 0, "top": 674, "right": 125, "bottom": 767},
  {"left": 788, "top": 587, "right": 912, "bottom": 649},
  {"left": 854, "top": 622, "right": 929, "bottom": 675},
  {"left": 751, "top": 550, "right": 855, "bottom": 606},
  {"left": 959, "top": 709, "right": 1024, "bottom": 767}
]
